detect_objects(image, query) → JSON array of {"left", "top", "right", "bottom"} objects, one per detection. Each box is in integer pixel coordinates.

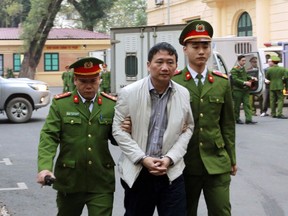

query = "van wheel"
[{"left": 5, "top": 98, "right": 33, "bottom": 123}]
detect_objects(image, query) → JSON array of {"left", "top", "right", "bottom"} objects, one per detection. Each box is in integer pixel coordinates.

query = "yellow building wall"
[
  {"left": 146, "top": 0, "right": 288, "bottom": 48},
  {"left": 1, "top": 39, "right": 110, "bottom": 86}
]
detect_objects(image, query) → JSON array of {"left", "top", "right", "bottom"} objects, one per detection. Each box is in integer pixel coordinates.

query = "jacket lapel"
[
  {"left": 201, "top": 71, "right": 213, "bottom": 97},
  {"left": 181, "top": 67, "right": 199, "bottom": 96}
]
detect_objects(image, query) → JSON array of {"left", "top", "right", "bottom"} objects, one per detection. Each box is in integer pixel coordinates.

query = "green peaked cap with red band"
[
  {"left": 271, "top": 56, "right": 280, "bottom": 62},
  {"left": 69, "top": 57, "right": 103, "bottom": 76},
  {"left": 179, "top": 20, "right": 213, "bottom": 45}
]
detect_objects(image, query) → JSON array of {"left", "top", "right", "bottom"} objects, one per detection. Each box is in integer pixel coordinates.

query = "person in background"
[
  {"left": 172, "top": 20, "right": 237, "bottom": 216},
  {"left": 266, "top": 56, "right": 288, "bottom": 119},
  {"left": 61, "top": 65, "right": 75, "bottom": 93},
  {"left": 230, "top": 55, "right": 258, "bottom": 124},
  {"left": 100, "top": 63, "right": 111, "bottom": 93},
  {"left": 113, "top": 42, "right": 194, "bottom": 216},
  {"left": 37, "top": 57, "right": 118, "bottom": 216},
  {"left": 247, "top": 56, "right": 263, "bottom": 116},
  {"left": 260, "top": 58, "right": 273, "bottom": 117}
]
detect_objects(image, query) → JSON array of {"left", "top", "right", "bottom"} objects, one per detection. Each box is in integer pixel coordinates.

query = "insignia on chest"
[{"left": 66, "top": 112, "right": 80, "bottom": 116}]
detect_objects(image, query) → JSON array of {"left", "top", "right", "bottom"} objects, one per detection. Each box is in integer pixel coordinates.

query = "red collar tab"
[
  {"left": 185, "top": 72, "right": 192, "bottom": 80},
  {"left": 97, "top": 95, "right": 102, "bottom": 105},
  {"left": 73, "top": 95, "right": 79, "bottom": 103}
]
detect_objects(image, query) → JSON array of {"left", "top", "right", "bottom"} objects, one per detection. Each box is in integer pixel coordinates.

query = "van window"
[{"left": 125, "top": 53, "right": 138, "bottom": 79}]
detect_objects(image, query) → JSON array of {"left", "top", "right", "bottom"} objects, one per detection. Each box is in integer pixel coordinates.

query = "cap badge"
[
  {"left": 84, "top": 61, "right": 93, "bottom": 69},
  {"left": 196, "top": 24, "right": 205, "bottom": 32}
]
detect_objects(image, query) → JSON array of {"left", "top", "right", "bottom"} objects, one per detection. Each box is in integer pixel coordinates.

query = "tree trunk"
[
  {"left": 19, "top": 0, "right": 63, "bottom": 79},
  {"left": 18, "top": 53, "right": 37, "bottom": 79}
]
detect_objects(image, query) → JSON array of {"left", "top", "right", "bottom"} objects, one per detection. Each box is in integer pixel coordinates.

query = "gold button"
[
  {"left": 63, "top": 164, "right": 66, "bottom": 167},
  {"left": 88, "top": 121, "right": 91, "bottom": 125},
  {"left": 88, "top": 147, "right": 92, "bottom": 151},
  {"left": 88, "top": 134, "right": 91, "bottom": 138},
  {"left": 200, "top": 113, "right": 203, "bottom": 117},
  {"left": 200, "top": 99, "right": 203, "bottom": 102},
  {"left": 200, "top": 142, "right": 203, "bottom": 146},
  {"left": 216, "top": 99, "right": 219, "bottom": 102},
  {"left": 70, "top": 120, "right": 74, "bottom": 124},
  {"left": 106, "top": 163, "right": 111, "bottom": 168},
  {"left": 88, "top": 161, "right": 92, "bottom": 165},
  {"left": 200, "top": 128, "right": 203, "bottom": 131}
]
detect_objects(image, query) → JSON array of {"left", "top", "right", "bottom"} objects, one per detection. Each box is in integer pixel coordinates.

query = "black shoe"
[
  {"left": 236, "top": 120, "right": 244, "bottom": 124},
  {"left": 245, "top": 120, "right": 257, "bottom": 124},
  {"left": 272, "top": 115, "right": 277, "bottom": 118},
  {"left": 277, "top": 115, "right": 288, "bottom": 119}
]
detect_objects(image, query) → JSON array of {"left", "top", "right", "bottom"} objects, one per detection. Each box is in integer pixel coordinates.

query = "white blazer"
[{"left": 112, "top": 76, "right": 194, "bottom": 188}]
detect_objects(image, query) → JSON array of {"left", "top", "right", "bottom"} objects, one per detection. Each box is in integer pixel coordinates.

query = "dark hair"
[
  {"left": 237, "top": 55, "right": 245, "bottom": 61},
  {"left": 148, "top": 42, "right": 178, "bottom": 62},
  {"left": 249, "top": 56, "right": 257, "bottom": 62}
]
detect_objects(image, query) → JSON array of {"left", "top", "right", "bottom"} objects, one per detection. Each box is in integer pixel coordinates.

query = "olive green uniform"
[
  {"left": 172, "top": 68, "right": 236, "bottom": 216},
  {"left": 101, "top": 71, "right": 111, "bottom": 93},
  {"left": 266, "top": 65, "right": 288, "bottom": 117},
  {"left": 38, "top": 90, "right": 116, "bottom": 216},
  {"left": 62, "top": 71, "right": 75, "bottom": 92},
  {"left": 230, "top": 65, "right": 253, "bottom": 122}
]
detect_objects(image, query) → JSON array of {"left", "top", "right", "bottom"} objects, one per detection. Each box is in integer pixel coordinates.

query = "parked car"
[{"left": 0, "top": 77, "right": 51, "bottom": 123}]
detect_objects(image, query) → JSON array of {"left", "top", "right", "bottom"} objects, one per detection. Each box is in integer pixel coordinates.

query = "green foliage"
[
  {"left": 0, "top": 0, "right": 29, "bottom": 27},
  {"left": 5, "top": 68, "right": 15, "bottom": 78},
  {"left": 67, "top": 0, "right": 115, "bottom": 31},
  {"left": 95, "top": 0, "right": 147, "bottom": 33},
  {"left": 20, "top": 0, "right": 61, "bottom": 49}
]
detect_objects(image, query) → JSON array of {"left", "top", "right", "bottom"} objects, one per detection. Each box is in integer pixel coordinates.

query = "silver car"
[{"left": 0, "top": 77, "right": 51, "bottom": 123}]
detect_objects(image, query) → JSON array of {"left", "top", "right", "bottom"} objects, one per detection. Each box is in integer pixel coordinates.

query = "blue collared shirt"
[{"left": 146, "top": 77, "right": 172, "bottom": 157}]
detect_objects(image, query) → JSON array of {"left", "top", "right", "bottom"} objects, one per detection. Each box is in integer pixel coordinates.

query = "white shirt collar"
[
  {"left": 187, "top": 65, "right": 208, "bottom": 80},
  {"left": 77, "top": 91, "right": 96, "bottom": 103}
]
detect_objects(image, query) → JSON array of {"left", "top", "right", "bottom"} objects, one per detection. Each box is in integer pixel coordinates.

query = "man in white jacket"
[{"left": 113, "top": 42, "right": 194, "bottom": 216}]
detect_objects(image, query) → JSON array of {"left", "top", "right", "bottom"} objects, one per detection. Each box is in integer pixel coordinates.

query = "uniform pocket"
[
  {"left": 63, "top": 116, "right": 82, "bottom": 125},
  {"left": 215, "top": 138, "right": 225, "bottom": 149},
  {"left": 209, "top": 96, "right": 224, "bottom": 104},
  {"left": 98, "top": 117, "right": 112, "bottom": 125}
]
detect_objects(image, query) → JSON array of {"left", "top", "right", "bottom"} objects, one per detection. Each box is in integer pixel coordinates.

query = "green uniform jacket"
[
  {"left": 230, "top": 65, "right": 252, "bottom": 91},
  {"left": 266, "top": 65, "right": 288, "bottom": 91},
  {"left": 172, "top": 68, "right": 236, "bottom": 175},
  {"left": 38, "top": 90, "right": 116, "bottom": 193},
  {"left": 101, "top": 72, "right": 111, "bottom": 89}
]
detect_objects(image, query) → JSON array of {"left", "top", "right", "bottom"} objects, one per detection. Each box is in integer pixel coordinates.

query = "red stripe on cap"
[
  {"left": 74, "top": 65, "right": 101, "bottom": 74},
  {"left": 184, "top": 30, "right": 210, "bottom": 40}
]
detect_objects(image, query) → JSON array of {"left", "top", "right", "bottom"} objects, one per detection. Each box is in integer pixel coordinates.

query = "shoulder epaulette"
[
  {"left": 173, "top": 69, "right": 182, "bottom": 76},
  {"left": 212, "top": 71, "right": 228, "bottom": 79},
  {"left": 54, "top": 92, "right": 72, "bottom": 99},
  {"left": 233, "top": 65, "right": 240, "bottom": 69},
  {"left": 101, "top": 92, "right": 117, "bottom": 101}
]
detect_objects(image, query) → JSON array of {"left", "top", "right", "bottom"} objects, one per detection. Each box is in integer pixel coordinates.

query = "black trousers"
[{"left": 121, "top": 168, "right": 186, "bottom": 216}]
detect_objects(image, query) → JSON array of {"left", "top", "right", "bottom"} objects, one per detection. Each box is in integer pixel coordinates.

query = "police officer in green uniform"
[
  {"left": 172, "top": 20, "right": 237, "bottom": 216},
  {"left": 266, "top": 56, "right": 288, "bottom": 119},
  {"left": 100, "top": 63, "right": 111, "bottom": 93},
  {"left": 37, "top": 57, "right": 117, "bottom": 216},
  {"left": 230, "top": 55, "right": 258, "bottom": 124},
  {"left": 62, "top": 65, "right": 75, "bottom": 93}
]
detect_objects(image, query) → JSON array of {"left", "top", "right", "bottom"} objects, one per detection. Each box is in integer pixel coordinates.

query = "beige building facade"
[
  {"left": 147, "top": 0, "right": 288, "bottom": 48},
  {"left": 0, "top": 28, "right": 110, "bottom": 86}
]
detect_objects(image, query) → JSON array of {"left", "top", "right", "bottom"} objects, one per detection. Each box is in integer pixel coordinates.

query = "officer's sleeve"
[{"left": 38, "top": 99, "right": 61, "bottom": 172}]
